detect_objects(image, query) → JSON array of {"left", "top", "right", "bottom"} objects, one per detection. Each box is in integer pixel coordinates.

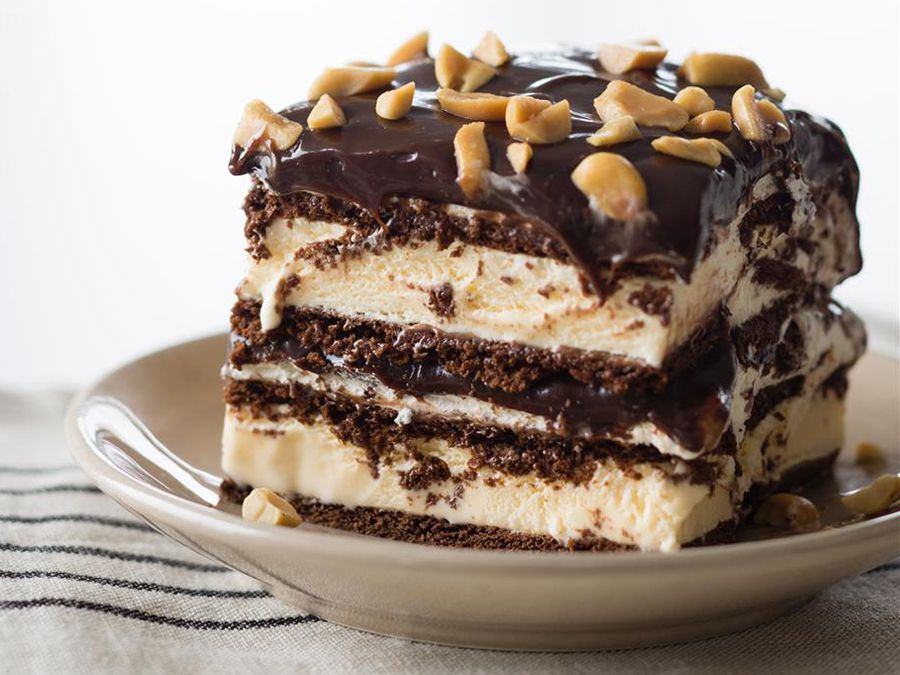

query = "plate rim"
[{"left": 65, "top": 333, "right": 900, "bottom": 574}]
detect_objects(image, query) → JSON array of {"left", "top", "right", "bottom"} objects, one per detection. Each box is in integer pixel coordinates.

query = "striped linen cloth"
[{"left": 1, "top": 390, "right": 897, "bottom": 675}]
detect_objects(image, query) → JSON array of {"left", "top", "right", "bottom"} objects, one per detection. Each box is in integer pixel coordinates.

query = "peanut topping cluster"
[{"left": 238, "top": 34, "right": 795, "bottom": 227}]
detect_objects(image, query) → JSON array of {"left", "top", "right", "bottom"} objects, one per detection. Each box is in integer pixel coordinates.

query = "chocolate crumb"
[
  {"left": 627, "top": 284, "right": 673, "bottom": 326},
  {"left": 398, "top": 453, "right": 452, "bottom": 491},
  {"left": 427, "top": 282, "right": 456, "bottom": 319}
]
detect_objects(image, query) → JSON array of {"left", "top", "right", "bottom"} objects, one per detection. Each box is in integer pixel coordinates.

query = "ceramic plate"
[{"left": 66, "top": 334, "right": 900, "bottom": 650}]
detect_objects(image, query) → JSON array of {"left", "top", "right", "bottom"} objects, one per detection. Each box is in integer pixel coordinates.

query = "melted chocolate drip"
[{"left": 229, "top": 48, "right": 860, "bottom": 292}]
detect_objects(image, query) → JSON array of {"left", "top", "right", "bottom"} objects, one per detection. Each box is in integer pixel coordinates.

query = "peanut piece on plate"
[
  {"left": 594, "top": 81, "right": 688, "bottom": 131},
  {"left": 753, "top": 493, "right": 820, "bottom": 529},
  {"left": 507, "top": 141, "right": 533, "bottom": 173},
  {"left": 386, "top": 30, "right": 429, "bottom": 66},
  {"left": 454, "top": 122, "right": 491, "bottom": 197},
  {"left": 673, "top": 86, "right": 715, "bottom": 116},
  {"left": 651, "top": 136, "right": 729, "bottom": 167},
  {"left": 678, "top": 52, "right": 769, "bottom": 88},
  {"left": 437, "top": 88, "right": 509, "bottom": 121},
  {"left": 841, "top": 474, "right": 900, "bottom": 516},
  {"left": 242, "top": 488, "right": 303, "bottom": 527},
  {"left": 505, "top": 95, "right": 572, "bottom": 144},
  {"left": 597, "top": 42, "right": 667, "bottom": 74},
  {"left": 586, "top": 116, "right": 642, "bottom": 147},
  {"left": 376, "top": 82, "right": 416, "bottom": 120},
  {"left": 855, "top": 441, "right": 886, "bottom": 465},
  {"left": 308, "top": 66, "right": 396, "bottom": 99},
  {"left": 473, "top": 31, "right": 509, "bottom": 67},
  {"left": 435, "top": 43, "right": 496, "bottom": 92},
  {"left": 684, "top": 110, "right": 733, "bottom": 134},
  {"left": 307, "top": 94, "right": 347, "bottom": 129},
  {"left": 233, "top": 99, "right": 303, "bottom": 150},
  {"left": 571, "top": 152, "right": 647, "bottom": 221}
]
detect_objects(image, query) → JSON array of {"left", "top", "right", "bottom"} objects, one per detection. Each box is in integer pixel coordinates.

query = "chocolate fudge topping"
[{"left": 229, "top": 48, "right": 860, "bottom": 294}]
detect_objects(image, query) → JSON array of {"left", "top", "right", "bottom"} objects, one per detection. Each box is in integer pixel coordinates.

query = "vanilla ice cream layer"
[
  {"left": 222, "top": 387, "right": 843, "bottom": 552},
  {"left": 237, "top": 177, "right": 855, "bottom": 366}
]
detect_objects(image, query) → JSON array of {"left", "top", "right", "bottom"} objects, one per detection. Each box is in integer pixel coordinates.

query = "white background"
[{"left": 1, "top": 0, "right": 898, "bottom": 388}]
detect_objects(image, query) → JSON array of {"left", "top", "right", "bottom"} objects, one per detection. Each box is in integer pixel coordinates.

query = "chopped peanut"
[
  {"left": 842, "top": 474, "right": 900, "bottom": 516},
  {"left": 597, "top": 42, "right": 667, "bottom": 74},
  {"left": 386, "top": 30, "right": 429, "bottom": 66},
  {"left": 684, "top": 110, "right": 733, "bottom": 134},
  {"left": 308, "top": 66, "right": 396, "bottom": 99},
  {"left": 758, "top": 99, "right": 791, "bottom": 144},
  {"left": 473, "top": 31, "right": 509, "bottom": 67},
  {"left": 594, "top": 81, "right": 688, "bottom": 131},
  {"left": 454, "top": 122, "right": 491, "bottom": 197},
  {"left": 679, "top": 52, "right": 769, "bottom": 88},
  {"left": 437, "top": 88, "right": 508, "bottom": 121},
  {"left": 242, "top": 488, "right": 303, "bottom": 527},
  {"left": 586, "top": 116, "right": 642, "bottom": 147},
  {"left": 732, "top": 84, "right": 769, "bottom": 142},
  {"left": 435, "top": 43, "right": 495, "bottom": 92},
  {"left": 506, "top": 141, "right": 532, "bottom": 173},
  {"left": 571, "top": 152, "right": 648, "bottom": 221},
  {"left": 651, "top": 136, "right": 730, "bottom": 167},
  {"left": 233, "top": 99, "right": 303, "bottom": 150},
  {"left": 753, "top": 493, "right": 819, "bottom": 530},
  {"left": 307, "top": 94, "right": 347, "bottom": 129},
  {"left": 505, "top": 95, "right": 572, "bottom": 144},
  {"left": 673, "top": 86, "right": 715, "bottom": 116},
  {"left": 376, "top": 82, "right": 415, "bottom": 120}
]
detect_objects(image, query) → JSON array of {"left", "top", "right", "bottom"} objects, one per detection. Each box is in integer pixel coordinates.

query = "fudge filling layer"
[{"left": 222, "top": 35, "right": 864, "bottom": 552}]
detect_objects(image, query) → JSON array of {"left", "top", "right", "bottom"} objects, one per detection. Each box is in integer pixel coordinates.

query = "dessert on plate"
[{"left": 220, "top": 32, "right": 865, "bottom": 552}]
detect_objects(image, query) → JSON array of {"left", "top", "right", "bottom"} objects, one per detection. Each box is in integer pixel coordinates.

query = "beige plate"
[{"left": 66, "top": 334, "right": 900, "bottom": 651}]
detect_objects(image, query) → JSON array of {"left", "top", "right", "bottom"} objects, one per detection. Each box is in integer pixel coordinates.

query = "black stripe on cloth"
[
  {"left": 865, "top": 561, "right": 900, "bottom": 574},
  {"left": 0, "top": 597, "right": 321, "bottom": 629},
  {"left": 0, "top": 484, "right": 101, "bottom": 495},
  {"left": 0, "top": 514, "right": 156, "bottom": 532},
  {"left": 0, "top": 465, "right": 77, "bottom": 474},
  {"left": 0, "top": 570, "right": 270, "bottom": 598},
  {"left": 0, "top": 542, "right": 230, "bottom": 573}
]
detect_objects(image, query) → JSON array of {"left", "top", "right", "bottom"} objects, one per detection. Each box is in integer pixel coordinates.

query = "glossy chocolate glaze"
[{"left": 229, "top": 47, "right": 860, "bottom": 292}]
